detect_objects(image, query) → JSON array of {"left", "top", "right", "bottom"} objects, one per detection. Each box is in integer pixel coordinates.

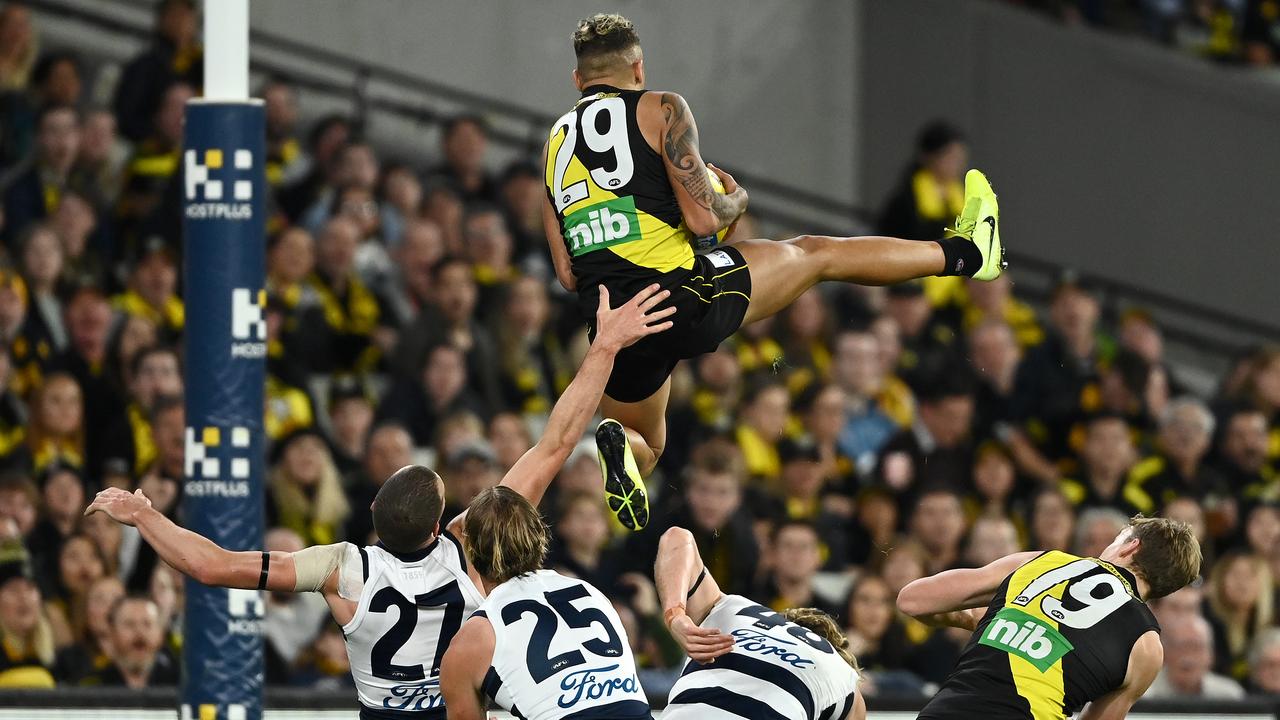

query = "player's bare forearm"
[
  {"left": 914, "top": 607, "right": 984, "bottom": 631},
  {"left": 898, "top": 552, "right": 1039, "bottom": 619},
  {"left": 659, "top": 92, "right": 747, "bottom": 233},
  {"left": 655, "top": 526, "right": 703, "bottom": 617},
  {"left": 133, "top": 506, "right": 295, "bottom": 590}
]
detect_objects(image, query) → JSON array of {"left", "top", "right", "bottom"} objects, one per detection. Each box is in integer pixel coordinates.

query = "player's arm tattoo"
[{"left": 660, "top": 92, "right": 746, "bottom": 227}]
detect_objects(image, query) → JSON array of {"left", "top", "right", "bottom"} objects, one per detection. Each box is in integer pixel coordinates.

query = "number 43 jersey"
[
  {"left": 476, "top": 570, "right": 651, "bottom": 720},
  {"left": 342, "top": 535, "right": 484, "bottom": 719},
  {"left": 920, "top": 551, "right": 1160, "bottom": 720}
]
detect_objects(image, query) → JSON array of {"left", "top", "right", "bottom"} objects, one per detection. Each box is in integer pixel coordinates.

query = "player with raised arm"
[
  {"left": 543, "top": 14, "right": 1006, "bottom": 530},
  {"left": 897, "top": 516, "right": 1202, "bottom": 720},
  {"left": 439, "top": 485, "right": 650, "bottom": 720},
  {"left": 83, "top": 285, "right": 674, "bottom": 720},
  {"left": 653, "top": 526, "right": 864, "bottom": 720}
]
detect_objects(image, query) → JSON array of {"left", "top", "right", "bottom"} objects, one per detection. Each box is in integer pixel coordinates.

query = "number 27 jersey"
[{"left": 920, "top": 550, "right": 1160, "bottom": 720}]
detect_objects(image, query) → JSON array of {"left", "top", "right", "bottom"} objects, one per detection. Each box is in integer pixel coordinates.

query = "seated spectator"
[
  {"left": 430, "top": 114, "right": 498, "bottom": 205},
  {"left": 0, "top": 349, "right": 25, "bottom": 464},
  {"left": 0, "top": 2, "right": 35, "bottom": 99},
  {"left": 142, "top": 394, "right": 184, "bottom": 482},
  {"left": 842, "top": 574, "right": 917, "bottom": 694},
  {"left": 263, "top": 304, "right": 314, "bottom": 444},
  {"left": 961, "top": 275, "right": 1043, "bottom": 349},
  {"left": 1060, "top": 414, "right": 1148, "bottom": 516},
  {"left": 378, "top": 343, "right": 487, "bottom": 447},
  {"left": 1024, "top": 484, "right": 1075, "bottom": 550},
  {"left": 326, "top": 377, "right": 374, "bottom": 476},
  {"left": 259, "top": 77, "right": 303, "bottom": 187},
  {"left": 0, "top": 541, "right": 55, "bottom": 687},
  {"left": 79, "top": 595, "right": 176, "bottom": 688},
  {"left": 1128, "top": 397, "right": 1227, "bottom": 512},
  {"left": 115, "top": 82, "right": 192, "bottom": 250},
  {"left": 963, "top": 515, "right": 1022, "bottom": 567},
  {"left": 53, "top": 574, "right": 122, "bottom": 682},
  {"left": 276, "top": 114, "right": 351, "bottom": 222},
  {"left": 377, "top": 163, "right": 422, "bottom": 248},
  {"left": 1247, "top": 627, "right": 1280, "bottom": 695},
  {"left": 27, "top": 465, "right": 81, "bottom": 589},
  {"left": 1244, "top": 502, "right": 1280, "bottom": 577},
  {"left": 497, "top": 161, "right": 545, "bottom": 265},
  {"left": 1145, "top": 614, "right": 1244, "bottom": 699},
  {"left": 305, "top": 216, "right": 381, "bottom": 373},
  {"left": 1151, "top": 581, "right": 1205, "bottom": 631},
  {"left": 775, "top": 288, "right": 833, "bottom": 396},
  {"left": 876, "top": 371, "right": 976, "bottom": 502},
  {"left": 758, "top": 520, "right": 842, "bottom": 619},
  {"left": 433, "top": 411, "right": 484, "bottom": 465},
  {"left": 80, "top": 507, "right": 122, "bottom": 578},
  {"left": 493, "top": 276, "right": 569, "bottom": 416},
  {"left": 261, "top": 528, "right": 327, "bottom": 684},
  {"left": 464, "top": 205, "right": 519, "bottom": 312},
  {"left": 382, "top": 219, "right": 445, "bottom": 330},
  {"left": 1073, "top": 507, "right": 1129, "bottom": 559},
  {"left": 112, "top": 239, "right": 183, "bottom": 341},
  {"left": 290, "top": 620, "right": 353, "bottom": 690},
  {"left": 110, "top": 346, "right": 181, "bottom": 477},
  {"left": 18, "top": 224, "right": 66, "bottom": 355},
  {"left": 343, "top": 422, "right": 413, "bottom": 546},
  {"left": 43, "top": 533, "right": 105, "bottom": 649},
  {"left": 47, "top": 191, "right": 107, "bottom": 288},
  {"left": 0, "top": 474, "right": 36, "bottom": 543},
  {"left": 966, "top": 441, "right": 1019, "bottom": 522},
  {"left": 1205, "top": 550, "right": 1272, "bottom": 682},
  {"left": 422, "top": 184, "right": 464, "bottom": 255},
  {"left": 3, "top": 103, "right": 82, "bottom": 247},
  {"left": 662, "top": 348, "right": 742, "bottom": 479},
  {"left": 266, "top": 429, "right": 351, "bottom": 547},
  {"left": 796, "top": 383, "right": 856, "bottom": 488},
  {"left": 330, "top": 182, "right": 392, "bottom": 284},
  {"left": 112, "top": 0, "right": 201, "bottom": 139},
  {"left": 546, "top": 491, "right": 618, "bottom": 592},
  {"left": 266, "top": 226, "right": 319, "bottom": 336},
  {"left": 446, "top": 440, "right": 503, "bottom": 514},
  {"left": 26, "top": 372, "right": 84, "bottom": 472},
  {"left": 908, "top": 488, "right": 968, "bottom": 575},
  {"left": 487, "top": 412, "right": 532, "bottom": 473},
  {"left": 76, "top": 110, "right": 127, "bottom": 210},
  {"left": 300, "top": 141, "right": 380, "bottom": 234},
  {"left": 627, "top": 440, "right": 759, "bottom": 596},
  {"left": 49, "top": 286, "right": 118, "bottom": 465},
  {"left": 1162, "top": 497, "right": 1208, "bottom": 552},
  {"left": 735, "top": 380, "right": 790, "bottom": 484},
  {"left": 147, "top": 562, "right": 181, "bottom": 656},
  {"left": 1213, "top": 406, "right": 1274, "bottom": 502},
  {"left": 832, "top": 328, "right": 911, "bottom": 475},
  {"left": 848, "top": 486, "right": 899, "bottom": 565},
  {"left": 0, "top": 265, "right": 50, "bottom": 400},
  {"left": 877, "top": 120, "right": 967, "bottom": 242},
  {"left": 884, "top": 281, "right": 961, "bottom": 392},
  {"left": 967, "top": 320, "right": 1022, "bottom": 443},
  {"left": 732, "top": 315, "right": 784, "bottom": 380}
]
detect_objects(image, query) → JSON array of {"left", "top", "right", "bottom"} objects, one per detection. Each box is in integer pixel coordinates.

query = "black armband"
[{"left": 257, "top": 551, "right": 271, "bottom": 590}]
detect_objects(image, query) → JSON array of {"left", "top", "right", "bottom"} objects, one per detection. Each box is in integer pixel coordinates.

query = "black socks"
[{"left": 935, "top": 237, "right": 983, "bottom": 277}]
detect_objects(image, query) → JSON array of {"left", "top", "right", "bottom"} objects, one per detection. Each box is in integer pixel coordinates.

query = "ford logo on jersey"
[
  {"left": 385, "top": 679, "right": 445, "bottom": 712},
  {"left": 731, "top": 628, "right": 816, "bottom": 668},
  {"left": 557, "top": 664, "right": 641, "bottom": 708}
]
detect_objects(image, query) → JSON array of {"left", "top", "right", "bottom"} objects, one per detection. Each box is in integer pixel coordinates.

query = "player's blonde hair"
[
  {"left": 464, "top": 486, "right": 548, "bottom": 585},
  {"left": 1127, "top": 515, "right": 1202, "bottom": 600},
  {"left": 572, "top": 14, "right": 641, "bottom": 72},
  {"left": 784, "top": 607, "right": 859, "bottom": 670}
]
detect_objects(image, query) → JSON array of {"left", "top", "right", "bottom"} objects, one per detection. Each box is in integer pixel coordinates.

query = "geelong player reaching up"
[
  {"left": 83, "top": 284, "right": 674, "bottom": 720},
  {"left": 440, "top": 485, "right": 651, "bottom": 720},
  {"left": 898, "top": 516, "right": 1201, "bottom": 720},
  {"left": 544, "top": 14, "right": 1005, "bottom": 530},
  {"left": 653, "top": 526, "right": 864, "bottom": 720}
]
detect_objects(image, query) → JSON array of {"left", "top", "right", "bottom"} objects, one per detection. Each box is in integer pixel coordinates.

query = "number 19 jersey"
[
  {"left": 919, "top": 550, "right": 1160, "bottom": 720},
  {"left": 663, "top": 594, "right": 860, "bottom": 720},
  {"left": 476, "top": 569, "right": 650, "bottom": 720},
  {"left": 545, "top": 85, "right": 697, "bottom": 316},
  {"left": 341, "top": 534, "right": 484, "bottom": 719}
]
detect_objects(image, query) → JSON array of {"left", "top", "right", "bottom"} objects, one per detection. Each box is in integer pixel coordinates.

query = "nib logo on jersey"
[
  {"left": 184, "top": 148, "right": 254, "bottom": 220},
  {"left": 979, "top": 607, "right": 1074, "bottom": 672},
  {"left": 564, "top": 197, "right": 641, "bottom": 257},
  {"left": 184, "top": 426, "right": 253, "bottom": 498},
  {"left": 230, "top": 288, "right": 267, "bottom": 358}
]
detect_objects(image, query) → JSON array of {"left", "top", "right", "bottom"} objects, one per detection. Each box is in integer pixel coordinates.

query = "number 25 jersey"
[
  {"left": 919, "top": 550, "right": 1160, "bottom": 720},
  {"left": 476, "top": 569, "right": 650, "bottom": 720}
]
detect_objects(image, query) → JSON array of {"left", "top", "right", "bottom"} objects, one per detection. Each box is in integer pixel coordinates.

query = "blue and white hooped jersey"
[
  {"left": 339, "top": 533, "right": 484, "bottom": 719},
  {"left": 663, "top": 594, "right": 860, "bottom": 720},
  {"left": 476, "top": 570, "right": 651, "bottom": 720}
]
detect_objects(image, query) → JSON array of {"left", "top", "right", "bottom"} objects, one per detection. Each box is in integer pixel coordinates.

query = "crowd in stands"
[
  {"left": 0, "top": 0, "right": 1277, "bottom": 704},
  {"left": 1005, "top": 0, "right": 1280, "bottom": 67}
]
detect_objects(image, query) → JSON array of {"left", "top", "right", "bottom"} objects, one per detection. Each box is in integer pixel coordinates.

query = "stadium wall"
[
  {"left": 247, "top": 0, "right": 862, "bottom": 207},
  {"left": 857, "top": 0, "right": 1278, "bottom": 327}
]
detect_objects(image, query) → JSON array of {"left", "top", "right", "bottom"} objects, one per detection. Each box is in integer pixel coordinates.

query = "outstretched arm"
[
  {"left": 653, "top": 91, "right": 748, "bottom": 237},
  {"left": 85, "top": 488, "right": 336, "bottom": 594},
  {"left": 897, "top": 551, "right": 1041, "bottom": 630},
  {"left": 498, "top": 284, "right": 674, "bottom": 508},
  {"left": 655, "top": 526, "right": 735, "bottom": 662}
]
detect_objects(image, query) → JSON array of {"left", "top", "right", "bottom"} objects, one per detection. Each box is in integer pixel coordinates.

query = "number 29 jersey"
[
  {"left": 663, "top": 594, "right": 860, "bottom": 720},
  {"left": 545, "top": 85, "right": 697, "bottom": 316},
  {"left": 475, "top": 569, "right": 650, "bottom": 720},
  {"left": 919, "top": 550, "right": 1160, "bottom": 720},
  {"left": 341, "top": 534, "right": 484, "bottom": 719}
]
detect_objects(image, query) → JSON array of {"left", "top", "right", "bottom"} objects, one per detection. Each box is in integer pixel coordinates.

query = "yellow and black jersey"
[
  {"left": 545, "top": 85, "right": 696, "bottom": 316},
  {"left": 920, "top": 550, "right": 1159, "bottom": 720}
]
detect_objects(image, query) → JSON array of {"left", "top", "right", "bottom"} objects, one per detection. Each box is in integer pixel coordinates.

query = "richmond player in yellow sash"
[
  {"left": 898, "top": 517, "right": 1201, "bottom": 720},
  {"left": 542, "top": 15, "right": 1006, "bottom": 531}
]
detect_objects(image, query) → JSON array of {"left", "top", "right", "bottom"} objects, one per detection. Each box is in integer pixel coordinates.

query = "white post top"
[{"left": 203, "top": 0, "right": 249, "bottom": 101}]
